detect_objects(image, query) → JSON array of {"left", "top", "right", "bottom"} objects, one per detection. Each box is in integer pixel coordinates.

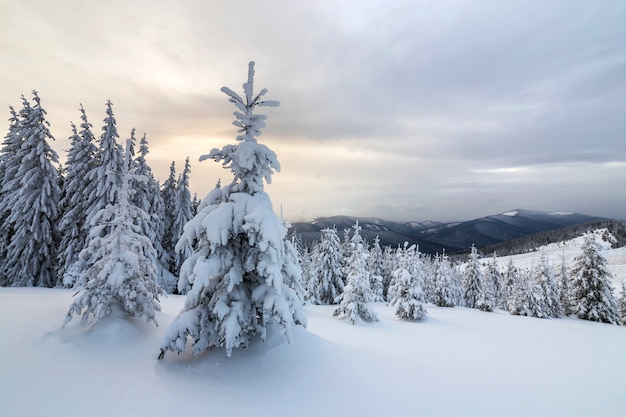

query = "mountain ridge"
[{"left": 288, "top": 209, "right": 609, "bottom": 254}]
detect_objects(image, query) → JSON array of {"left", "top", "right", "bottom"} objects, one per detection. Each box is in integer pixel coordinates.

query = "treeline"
[
  {"left": 0, "top": 91, "right": 196, "bottom": 292},
  {"left": 297, "top": 224, "right": 626, "bottom": 325}
]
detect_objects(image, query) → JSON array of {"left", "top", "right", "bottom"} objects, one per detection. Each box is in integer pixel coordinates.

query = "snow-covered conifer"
[
  {"left": 485, "top": 253, "right": 503, "bottom": 309},
  {"left": 502, "top": 258, "right": 518, "bottom": 312},
  {"left": 298, "top": 244, "right": 315, "bottom": 299},
  {"left": 535, "top": 251, "right": 562, "bottom": 317},
  {"left": 617, "top": 280, "right": 626, "bottom": 326},
  {"left": 2, "top": 92, "right": 61, "bottom": 287},
  {"left": 172, "top": 156, "right": 194, "bottom": 275},
  {"left": 159, "top": 62, "right": 305, "bottom": 358},
  {"left": 282, "top": 234, "right": 306, "bottom": 305},
  {"left": 381, "top": 245, "right": 397, "bottom": 301},
  {"left": 462, "top": 245, "right": 483, "bottom": 309},
  {"left": 556, "top": 251, "right": 573, "bottom": 316},
  {"left": 0, "top": 105, "right": 23, "bottom": 283},
  {"left": 475, "top": 271, "right": 495, "bottom": 312},
  {"left": 368, "top": 236, "right": 385, "bottom": 302},
  {"left": 422, "top": 255, "right": 436, "bottom": 304},
  {"left": 433, "top": 252, "right": 462, "bottom": 307},
  {"left": 84, "top": 100, "right": 125, "bottom": 229},
  {"left": 306, "top": 227, "right": 345, "bottom": 304},
  {"left": 64, "top": 139, "right": 163, "bottom": 326},
  {"left": 132, "top": 132, "right": 175, "bottom": 293},
  {"left": 57, "top": 105, "right": 98, "bottom": 287},
  {"left": 160, "top": 160, "right": 177, "bottom": 273},
  {"left": 522, "top": 266, "right": 552, "bottom": 318},
  {"left": 509, "top": 268, "right": 529, "bottom": 316},
  {"left": 570, "top": 233, "right": 619, "bottom": 324},
  {"left": 334, "top": 222, "right": 378, "bottom": 323},
  {"left": 388, "top": 243, "right": 427, "bottom": 320}
]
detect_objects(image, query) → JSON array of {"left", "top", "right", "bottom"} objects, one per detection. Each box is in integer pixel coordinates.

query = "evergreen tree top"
[
  {"left": 220, "top": 61, "right": 280, "bottom": 143},
  {"left": 203, "top": 62, "right": 281, "bottom": 194}
]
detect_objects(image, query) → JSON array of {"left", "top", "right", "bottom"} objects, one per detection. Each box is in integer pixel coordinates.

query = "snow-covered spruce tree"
[
  {"left": 462, "top": 245, "right": 483, "bottom": 309},
  {"left": 389, "top": 243, "right": 427, "bottom": 320},
  {"left": 570, "top": 233, "right": 619, "bottom": 324},
  {"left": 433, "top": 252, "right": 462, "bottom": 307},
  {"left": 282, "top": 233, "right": 306, "bottom": 305},
  {"left": 133, "top": 132, "right": 176, "bottom": 293},
  {"left": 298, "top": 243, "right": 315, "bottom": 301},
  {"left": 522, "top": 266, "right": 552, "bottom": 319},
  {"left": 2, "top": 91, "right": 61, "bottom": 287},
  {"left": 475, "top": 267, "right": 495, "bottom": 312},
  {"left": 617, "top": 280, "right": 626, "bottom": 326},
  {"left": 160, "top": 161, "right": 177, "bottom": 273},
  {"left": 172, "top": 156, "right": 194, "bottom": 275},
  {"left": 84, "top": 100, "right": 125, "bottom": 234},
  {"left": 57, "top": 105, "right": 98, "bottom": 287},
  {"left": 64, "top": 139, "right": 163, "bottom": 326},
  {"left": 422, "top": 255, "right": 436, "bottom": 304},
  {"left": 501, "top": 258, "right": 516, "bottom": 311},
  {"left": 535, "top": 250, "right": 562, "bottom": 317},
  {"left": 0, "top": 105, "right": 23, "bottom": 284},
  {"left": 368, "top": 236, "right": 385, "bottom": 302},
  {"left": 159, "top": 62, "right": 306, "bottom": 358},
  {"left": 381, "top": 245, "right": 397, "bottom": 301},
  {"left": 306, "top": 227, "right": 345, "bottom": 304},
  {"left": 485, "top": 253, "right": 503, "bottom": 309},
  {"left": 508, "top": 267, "right": 528, "bottom": 316},
  {"left": 556, "top": 251, "right": 573, "bottom": 316},
  {"left": 334, "top": 222, "right": 379, "bottom": 323}
]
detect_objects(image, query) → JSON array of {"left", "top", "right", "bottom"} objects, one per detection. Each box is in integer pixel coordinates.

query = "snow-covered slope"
[{"left": 1, "top": 276, "right": 625, "bottom": 417}]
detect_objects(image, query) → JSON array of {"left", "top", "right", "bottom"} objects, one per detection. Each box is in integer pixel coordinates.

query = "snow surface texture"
[{"left": 1, "top": 282, "right": 625, "bottom": 417}]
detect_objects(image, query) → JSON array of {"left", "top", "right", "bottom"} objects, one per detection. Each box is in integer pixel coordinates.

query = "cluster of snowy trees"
[
  {"left": 3, "top": 63, "right": 306, "bottom": 357},
  {"left": 0, "top": 92, "right": 195, "bottom": 294},
  {"left": 298, "top": 227, "right": 626, "bottom": 325}
]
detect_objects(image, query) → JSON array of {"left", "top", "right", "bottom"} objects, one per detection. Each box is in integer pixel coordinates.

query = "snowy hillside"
[
  {"left": 2, "top": 239, "right": 626, "bottom": 417},
  {"left": 497, "top": 228, "right": 626, "bottom": 290}
]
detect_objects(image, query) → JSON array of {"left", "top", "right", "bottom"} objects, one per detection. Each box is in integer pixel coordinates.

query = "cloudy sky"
[{"left": 1, "top": 0, "right": 625, "bottom": 222}]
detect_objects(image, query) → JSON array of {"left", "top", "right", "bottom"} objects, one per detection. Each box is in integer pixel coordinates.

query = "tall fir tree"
[
  {"left": 334, "top": 222, "right": 378, "bottom": 323},
  {"left": 0, "top": 105, "right": 23, "bottom": 284},
  {"left": 570, "top": 233, "right": 619, "bottom": 324},
  {"left": 306, "top": 227, "right": 345, "bottom": 304},
  {"left": 617, "top": 280, "right": 626, "bottom": 326},
  {"left": 368, "top": 236, "right": 385, "bottom": 302},
  {"left": 160, "top": 62, "right": 306, "bottom": 358},
  {"left": 160, "top": 160, "right": 177, "bottom": 273},
  {"left": 2, "top": 92, "right": 61, "bottom": 287},
  {"left": 485, "top": 253, "right": 503, "bottom": 308},
  {"left": 556, "top": 251, "right": 573, "bottom": 316},
  {"left": 381, "top": 245, "right": 397, "bottom": 301},
  {"left": 522, "top": 265, "right": 552, "bottom": 318},
  {"left": 509, "top": 267, "right": 529, "bottom": 316},
  {"left": 388, "top": 243, "right": 427, "bottom": 320},
  {"left": 535, "top": 251, "right": 562, "bottom": 317},
  {"left": 462, "top": 245, "right": 483, "bottom": 309},
  {"left": 57, "top": 105, "right": 98, "bottom": 287},
  {"left": 433, "top": 252, "right": 462, "bottom": 307},
  {"left": 132, "top": 132, "right": 175, "bottom": 292},
  {"left": 64, "top": 139, "right": 163, "bottom": 326},
  {"left": 172, "top": 156, "right": 194, "bottom": 275},
  {"left": 84, "top": 100, "right": 125, "bottom": 231},
  {"left": 503, "top": 257, "right": 518, "bottom": 312}
]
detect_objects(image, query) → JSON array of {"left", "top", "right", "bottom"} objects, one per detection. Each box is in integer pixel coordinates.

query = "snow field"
[{"left": 1, "top": 286, "right": 625, "bottom": 417}]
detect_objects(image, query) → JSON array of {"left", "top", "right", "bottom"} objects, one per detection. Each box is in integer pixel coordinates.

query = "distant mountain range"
[{"left": 288, "top": 209, "right": 607, "bottom": 254}]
